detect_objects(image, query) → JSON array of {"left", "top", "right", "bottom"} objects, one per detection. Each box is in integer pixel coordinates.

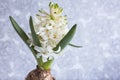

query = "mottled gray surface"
[{"left": 0, "top": 0, "right": 120, "bottom": 80}]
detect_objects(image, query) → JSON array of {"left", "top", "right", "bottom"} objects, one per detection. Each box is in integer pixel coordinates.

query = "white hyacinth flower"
[{"left": 29, "top": 2, "right": 69, "bottom": 59}]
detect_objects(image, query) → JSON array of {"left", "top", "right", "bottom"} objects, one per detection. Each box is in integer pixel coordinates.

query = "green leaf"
[
  {"left": 9, "top": 16, "right": 37, "bottom": 58},
  {"left": 9, "top": 16, "right": 29, "bottom": 45},
  {"left": 53, "top": 24, "right": 77, "bottom": 53},
  {"left": 69, "top": 43, "right": 82, "bottom": 48},
  {"left": 42, "top": 57, "right": 54, "bottom": 70},
  {"left": 29, "top": 16, "right": 41, "bottom": 47}
]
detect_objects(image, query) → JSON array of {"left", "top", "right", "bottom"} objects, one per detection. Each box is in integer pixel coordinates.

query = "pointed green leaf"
[
  {"left": 42, "top": 57, "right": 54, "bottom": 70},
  {"left": 9, "top": 16, "right": 37, "bottom": 57},
  {"left": 29, "top": 16, "right": 41, "bottom": 47},
  {"left": 9, "top": 16, "right": 29, "bottom": 45},
  {"left": 69, "top": 43, "right": 82, "bottom": 48},
  {"left": 53, "top": 24, "right": 77, "bottom": 53}
]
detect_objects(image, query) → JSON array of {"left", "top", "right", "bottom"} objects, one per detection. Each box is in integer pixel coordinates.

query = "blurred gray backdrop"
[{"left": 0, "top": 0, "right": 120, "bottom": 80}]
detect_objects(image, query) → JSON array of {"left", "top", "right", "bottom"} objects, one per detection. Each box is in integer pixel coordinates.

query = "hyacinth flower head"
[
  {"left": 9, "top": 2, "right": 81, "bottom": 71},
  {"left": 32, "top": 2, "right": 69, "bottom": 59}
]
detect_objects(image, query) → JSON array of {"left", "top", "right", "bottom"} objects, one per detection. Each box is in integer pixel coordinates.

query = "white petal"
[
  {"left": 34, "top": 46, "right": 43, "bottom": 52},
  {"left": 36, "top": 53, "right": 42, "bottom": 58}
]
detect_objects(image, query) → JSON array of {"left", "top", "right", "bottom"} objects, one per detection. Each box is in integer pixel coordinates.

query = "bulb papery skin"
[{"left": 29, "top": 2, "right": 69, "bottom": 58}]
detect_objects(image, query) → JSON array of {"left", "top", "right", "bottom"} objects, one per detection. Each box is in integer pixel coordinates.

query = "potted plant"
[{"left": 9, "top": 2, "right": 81, "bottom": 80}]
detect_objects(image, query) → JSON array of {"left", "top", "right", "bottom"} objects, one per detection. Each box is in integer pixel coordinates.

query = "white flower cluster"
[{"left": 30, "top": 2, "right": 68, "bottom": 58}]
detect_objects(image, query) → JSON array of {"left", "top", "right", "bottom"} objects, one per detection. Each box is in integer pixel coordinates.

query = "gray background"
[{"left": 0, "top": 0, "right": 120, "bottom": 80}]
